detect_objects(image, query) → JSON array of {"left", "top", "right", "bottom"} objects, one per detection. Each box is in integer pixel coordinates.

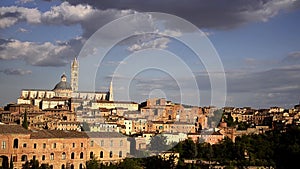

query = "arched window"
[
  {"left": 100, "top": 151, "right": 103, "bottom": 158},
  {"left": 70, "top": 164, "right": 74, "bottom": 169},
  {"left": 90, "top": 152, "right": 93, "bottom": 159},
  {"left": 21, "top": 155, "right": 27, "bottom": 161},
  {"left": 50, "top": 165, "right": 53, "bottom": 169},
  {"left": 80, "top": 152, "right": 83, "bottom": 159},
  {"left": 79, "top": 164, "right": 83, "bottom": 169},
  {"left": 71, "top": 152, "right": 75, "bottom": 159},
  {"left": 109, "top": 151, "right": 113, "bottom": 158},
  {"left": 61, "top": 164, "right": 65, "bottom": 169},
  {"left": 50, "top": 153, "right": 54, "bottom": 160},
  {"left": 119, "top": 151, "right": 122, "bottom": 158},
  {"left": 13, "top": 139, "right": 18, "bottom": 148},
  {"left": 62, "top": 152, "right": 66, "bottom": 160}
]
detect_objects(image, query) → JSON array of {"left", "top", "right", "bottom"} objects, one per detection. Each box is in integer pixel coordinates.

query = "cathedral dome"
[
  {"left": 53, "top": 74, "right": 72, "bottom": 91},
  {"left": 53, "top": 81, "right": 72, "bottom": 91}
]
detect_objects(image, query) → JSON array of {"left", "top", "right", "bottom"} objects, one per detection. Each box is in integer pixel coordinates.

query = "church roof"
[{"left": 53, "top": 81, "right": 72, "bottom": 90}]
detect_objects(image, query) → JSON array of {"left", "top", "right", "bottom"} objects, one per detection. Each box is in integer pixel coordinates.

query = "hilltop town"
[{"left": 1, "top": 58, "right": 300, "bottom": 169}]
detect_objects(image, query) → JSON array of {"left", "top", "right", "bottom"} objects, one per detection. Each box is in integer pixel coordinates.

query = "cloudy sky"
[{"left": 1, "top": 0, "right": 300, "bottom": 109}]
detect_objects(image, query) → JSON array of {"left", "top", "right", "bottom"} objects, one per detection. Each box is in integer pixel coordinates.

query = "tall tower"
[
  {"left": 109, "top": 81, "right": 114, "bottom": 101},
  {"left": 71, "top": 57, "right": 79, "bottom": 92}
]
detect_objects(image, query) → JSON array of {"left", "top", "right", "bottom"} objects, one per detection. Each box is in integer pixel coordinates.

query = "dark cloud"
[
  {"left": 67, "top": 0, "right": 300, "bottom": 29},
  {"left": 0, "top": 68, "right": 32, "bottom": 76},
  {"left": 227, "top": 66, "right": 300, "bottom": 107}
]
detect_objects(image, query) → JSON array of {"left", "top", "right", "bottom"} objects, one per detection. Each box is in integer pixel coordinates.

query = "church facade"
[{"left": 17, "top": 58, "right": 138, "bottom": 111}]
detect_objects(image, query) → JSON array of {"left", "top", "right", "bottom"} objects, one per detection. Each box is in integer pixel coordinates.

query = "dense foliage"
[
  {"left": 172, "top": 126, "right": 300, "bottom": 169},
  {"left": 84, "top": 126, "right": 300, "bottom": 169},
  {"left": 23, "top": 126, "right": 299, "bottom": 169}
]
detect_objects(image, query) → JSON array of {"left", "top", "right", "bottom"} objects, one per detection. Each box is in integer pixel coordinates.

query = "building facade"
[{"left": 0, "top": 124, "right": 129, "bottom": 169}]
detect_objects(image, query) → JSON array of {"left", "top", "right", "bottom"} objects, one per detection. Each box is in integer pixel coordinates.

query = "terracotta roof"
[
  {"left": 0, "top": 124, "right": 31, "bottom": 134},
  {"left": 86, "top": 132, "right": 127, "bottom": 138},
  {"left": 30, "top": 130, "right": 88, "bottom": 139}
]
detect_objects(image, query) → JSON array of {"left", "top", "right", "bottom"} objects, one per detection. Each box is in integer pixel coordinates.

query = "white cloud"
[
  {"left": 240, "top": 0, "right": 297, "bottom": 23},
  {"left": 16, "top": 0, "right": 34, "bottom": 4},
  {"left": 127, "top": 37, "right": 170, "bottom": 52},
  {"left": 0, "top": 39, "right": 74, "bottom": 67},
  {"left": 17, "top": 28, "right": 29, "bottom": 33},
  {"left": 0, "top": 6, "right": 41, "bottom": 28},
  {"left": 127, "top": 29, "right": 182, "bottom": 52},
  {"left": 41, "top": 2, "right": 97, "bottom": 25}
]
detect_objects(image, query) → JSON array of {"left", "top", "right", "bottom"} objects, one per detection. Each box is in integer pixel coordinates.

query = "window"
[
  {"left": 62, "top": 152, "right": 66, "bottom": 160},
  {"left": 42, "top": 155, "right": 45, "bottom": 161},
  {"left": 23, "top": 143, "right": 27, "bottom": 148},
  {"left": 43, "top": 143, "right": 46, "bottom": 149},
  {"left": 12, "top": 156, "right": 17, "bottom": 162},
  {"left": 21, "top": 155, "right": 27, "bottom": 161},
  {"left": 100, "top": 151, "right": 103, "bottom": 158},
  {"left": 50, "top": 165, "right": 53, "bottom": 169},
  {"left": 80, "top": 143, "right": 83, "bottom": 147},
  {"left": 90, "top": 152, "right": 93, "bottom": 159},
  {"left": 50, "top": 153, "right": 54, "bottom": 160},
  {"left": 33, "top": 155, "right": 36, "bottom": 161},
  {"left": 1, "top": 141, "right": 6, "bottom": 149},
  {"left": 100, "top": 140, "right": 104, "bottom": 146},
  {"left": 119, "top": 151, "right": 122, "bottom": 158},
  {"left": 120, "top": 140, "right": 123, "bottom": 146},
  {"left": 109, "top": 151, "right": 113, "bottom": 158},
  {"left": 110, "top": 140, "right": 113, "bottom": 147},
  {"left": 80, "top": 152, "right": 83, "bottom": 159},
  {"left": 34, "top": 143, "right": 37, "bottom": 149},
  {"left": 72, "top": 143, "right": 75, "bottom": 148},
  {"left": 71, "top": 152, "right": 75, "bottom": 159},
  {"left": 79, "top": 164, "right": 83, "bottom": 169},
  {"left": 13, "top": 139, "right": 18, "bottom": 148},
  {"left": 90, "top": 140, "right": 94, "bottom": 147},
  {"left": 70, "top": 164, "right": 74, "bottom": 169},
  {"left": 61, "top": 164, "right": 65, "bottom": 169}
]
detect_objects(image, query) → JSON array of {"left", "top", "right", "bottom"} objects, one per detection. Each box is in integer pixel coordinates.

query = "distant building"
[{"left": 0, "top": 124, "right": 129, "bottom": 169}]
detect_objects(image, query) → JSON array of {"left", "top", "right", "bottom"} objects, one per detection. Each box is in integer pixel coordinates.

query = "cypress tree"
[
  {"left": 22, "top": 111, "right": 29, "bottom": 129},
  {"left": 10, "top": 155, "right": 13, "bottom": 169}
]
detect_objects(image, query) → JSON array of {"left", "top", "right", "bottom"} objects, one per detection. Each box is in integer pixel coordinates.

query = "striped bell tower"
[{"left": 71, "top": 57, "right": 79, "bottom": 92}]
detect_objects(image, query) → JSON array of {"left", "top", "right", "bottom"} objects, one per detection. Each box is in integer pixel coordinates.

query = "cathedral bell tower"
[
  {"left": 71, "top": 57, "right": 79, "bottom": 92},
  {"left": 109, "top": 81, "right": 114, "bottom": 101}
]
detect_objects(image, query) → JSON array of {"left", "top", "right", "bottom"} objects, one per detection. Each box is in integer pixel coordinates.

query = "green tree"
[
  {"left": 81, "top": 122, "right": 90, "bottom": 131},
  {"left": 9, "top": 155, "right": 13, "bottom": 169},
  {"left": 85, "top": 156, "right": 99, "bottom": 169},
  {"left": 181, "top": 139, "right": 197, "bottom": 159},
  {"left": 22, "top": 111, "right": 29, "bottom": 129},
  {"left": 149, "top": 135, "right": 170, "bottom": 152},
  {"left": 117, "top": 158, "right": 143, "bottom": 169},
  {"left": 22, "top": 159, "right": 50, "bottom": 169}
]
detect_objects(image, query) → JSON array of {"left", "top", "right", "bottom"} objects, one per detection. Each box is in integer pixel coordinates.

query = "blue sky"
[{"left": 1, "top": 0, "right": 300, "bottom": 109}]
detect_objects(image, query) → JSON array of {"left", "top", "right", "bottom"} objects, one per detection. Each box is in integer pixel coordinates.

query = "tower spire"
[
  {"left": 109, "top": 80, "right": 114, "bottom": 101},
  {"left": 71, "top": 57, "right": 79, "bottom": 92}
]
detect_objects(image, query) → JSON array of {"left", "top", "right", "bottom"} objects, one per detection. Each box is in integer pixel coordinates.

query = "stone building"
[{"left": 0, "top": 124, "right": 129, "bottom": 169}]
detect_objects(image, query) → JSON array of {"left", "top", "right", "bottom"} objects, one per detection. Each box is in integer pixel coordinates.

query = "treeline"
[
  {"left": 173, "top": 126, "right": 300, "bottom": 169},
  {"left": 96, "top": 126, "right": 300, "bottom": 169},
  {"left": 22, "top": 126, "right": 300, "bottom": 169}
]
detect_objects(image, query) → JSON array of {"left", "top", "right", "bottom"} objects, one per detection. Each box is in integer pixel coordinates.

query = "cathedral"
[{"left": 17, "top": 57, "right": 114, "bottom": 110}]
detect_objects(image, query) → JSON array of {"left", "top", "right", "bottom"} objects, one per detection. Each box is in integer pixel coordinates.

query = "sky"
[{"left": 1, "top": 0, "right": 300, "bottom": 109}]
